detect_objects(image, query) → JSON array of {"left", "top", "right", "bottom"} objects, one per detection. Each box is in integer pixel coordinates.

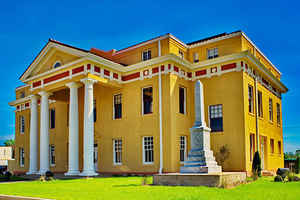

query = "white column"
[
  {"left": 26, "top": 95, "right": 39, "bottom": 175},
  {"left": 38, "top": 91, "right": 52, "bottom": 175},
  {"left": 65, "top": 82, "right": 81, "bottom": 176},
  {"left": 79, "top": 78, "right": 98, "bottom": 176}
]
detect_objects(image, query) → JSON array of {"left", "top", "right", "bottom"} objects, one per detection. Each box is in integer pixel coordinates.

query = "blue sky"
[{"left": 0, "top": 1, "right": 299, "bottom": 152}]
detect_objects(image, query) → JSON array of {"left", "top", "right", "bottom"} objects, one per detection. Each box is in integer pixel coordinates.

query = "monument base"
[{"left": 153, "top": 172, "right": 246, "bottom": 188}]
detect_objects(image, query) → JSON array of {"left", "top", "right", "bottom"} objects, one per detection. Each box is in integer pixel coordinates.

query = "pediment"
[{"left": 20, "top": 40, "right": 88, "bottom": 81}]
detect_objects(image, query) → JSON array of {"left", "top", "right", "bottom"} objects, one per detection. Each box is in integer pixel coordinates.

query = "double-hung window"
[
  {"left": 19, "top": 147, "right": 24, "bottom": 167},
  {"left": 276, "top": 103, "right": 281, "bottom": 125},
  {"left": 258, "top": 91, "right": 263, "bottom": 117},
  {"left": 269, "top": 98, "right": 273, "bottom": 122},
  {"left": 113, "top": 139, "right": 122, "bottom": 165},
  {"left": 180, "top": 136, "right": 187, "bottom": 163},
  {"left": 142, "top": 87, "right": 153, "bottom": 115},
  {"left": 207, "top": 48, "right": 218, "bottom": 59},
  {"left": 142, "top": 50, "right": 151, "bottom": 61},
  {"left": 193, "top": 52, "right": 199, "bottom": 63},
  {"left": 179, "top": 87, "right": 186, "bottom": 114},
  {"left": 19, "top": 115, "right": 25, "bottom": 134},
  {"left": 93, "top": 99, "right": 97, "bottom": 122},
  {"left": 113, "top": 94, "right": 122, "bottom": 119},
  {"left": 50, "top": 108, "right": 55, "bottom": 129},
  {"left": 50, "top": 145, "right": 55, "bottom": 166},
  {"left": 270, "top": 139, "right": 274, "bottom": 154},
  {"left": 143, "top": 136, "right": 154, "bottom": 164},
  {"left": 248, "top": 85, "right": 254, "bottom": 113},
  {"left": 278, "top": 141, "right": 282, "bottom": 154},
  {"left": 209, "top": 104, "right": 223, "bottom": 132},
  {"left": 179, "top": 50, "right": 184, "bottom": 59}
]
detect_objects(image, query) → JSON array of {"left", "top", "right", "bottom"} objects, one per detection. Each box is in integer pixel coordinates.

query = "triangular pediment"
[{"left": 20, "top": 40, "right": 89, "bottom": 81}]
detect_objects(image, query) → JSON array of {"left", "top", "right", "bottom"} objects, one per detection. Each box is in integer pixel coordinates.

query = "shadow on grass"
[{"left": 113, "top": 184, "right": 141, "bottom": 187}]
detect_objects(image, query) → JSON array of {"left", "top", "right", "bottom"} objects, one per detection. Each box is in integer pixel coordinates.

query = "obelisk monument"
[{"left": 180, "top": 80, "right": 222, "bottom": 173}]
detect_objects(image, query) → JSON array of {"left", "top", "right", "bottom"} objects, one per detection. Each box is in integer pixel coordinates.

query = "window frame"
[
  {"left": 180, "top": 136, "right": 187, "bottom": 163},
  {"left": 113, "top": 93, "right": 122, "bottom": 120},
  {"left": 269, "top": 98, "right": 273, "bottom": 122},
  {"left": 19, "top": 115, "right": 25, "bottom": 134},
  {"left": 193, "top": 52, "right": 199, "bottom": 63},
  {"left": 49, "top": 108, "right": 55, "bottom": 129},
  {"left": 93, "top": 99, "right": 97, "bottom": 123},
  {"left": 276, "top": 103, "right": 281, "bottom": 125},
  {"left": 270, "top": 139, "right": 274, "bottom": 154},
  {"left": 208, "top": 104, "right": 224, "bottom": 132},
  {"left": 49, "top": 144, "right": 55, "bottom": 166},
  {"left": 113, "top": 139, "right": 122, "bottom": 165},
  {"left": 179, "top": 86, "right": 187, "bottom": 114},
  {"left": 258, "top": 91, "right": 263, "bottom": 118},
  {"left": 278, "top": 141, "right": 282, "bottom": 154},
  {"left": 207, "top": 48, "right": 218, "bottom": 59},
  {"left": 142, "top": 86, "right": 153, "bottom": 115},
  {"left": 179, "top": 50, "right": 184, "bottom": 59},
  {"left": 19, "top": 147, "right": 24, "bottom": 167},
  {"left": 250, "top": 134, "right": 255, "bottom": 161},
  {"left": 248, "top": 85, "right": 254, "bottom": 113},
  {"left": 142, "top": 50, "right": 151, "bottom": 61},
  {"left": 142, "top": 136, "right": 154, "bottom": 165}
]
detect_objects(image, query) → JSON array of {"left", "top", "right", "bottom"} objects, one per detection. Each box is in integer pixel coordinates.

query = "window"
[
  {"left": 93, "top": 99, "right": 97, "bottom": 122},
  {"left": 270, "top": 139, "right": 274, "bottom": 154},
  {"left": 50, "top": 145, "right": 55, "bottom": 166},
  {"left": 276, "top": 103, "right": 281, "bottom": 125},
  {"left": 258, "top": 91, "right": 263, "bottom": 117},
  {"left": 269, "top": 98, "right": 273, "bottom": 122},
  {"left": 209, "top": 104, "right": 223, "bottom": 132},
  {"left": 53, "top": 61, "right": 61, "bottom": 68},
  {"left": 19, "top": 115, "right": 25, "bottom": 134},
  {"left": 278, "top": 141, "right": 282, "bottom": 154},
  {"left": 142, "top": 87, "right": 153, "bottom": 115},
  {"left": 207, "top": 48, "right": 218, "bottom": 59},
  {"left": 142, "top": 50, "right": 151, "bottom": 61},
  {"left": 50, "top": 108, "right": 55, "bottom": 129},
  {"left": 193, "top": 52, "right": 199, "bottom": 63},
  {"left": 113, "top": 94, "right": 122, "bottom": 119},
  {"left": 179, "top": 50, "right": 184, "bottom": 59},
  {"left": 179, "top": 87, "right": 186, "bottom": 114},
  {"left": 248, "top": 85, "right": 254, "bottom": 113},
  {"left": 113, "top": 139, "right": 122, "bottom": 165},
  {"left": 180, "top": 136, "right": 187, "bottom": 163},
  {"left": 250, "top": 134, "right": 255, "bottom": 161},
  {"left": 143, "top": 136, "right": 154, "bottom": 164},
  {"left": 19, "top": 148, "right": 24, "bottom": 167},
  {"left": 20, "top": 92, "right": 25, "bottom": 98}
]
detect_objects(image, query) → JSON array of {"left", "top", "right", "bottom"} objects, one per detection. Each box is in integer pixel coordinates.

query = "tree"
[
  {"left": 216, "top": 145, "right": 230, "bottom": 169},
  {"left": 4, "top": 139, "right": 15, "bottom": 146},
  {"left": 252, "top": 151, "right": 262, "bottom": 178}
]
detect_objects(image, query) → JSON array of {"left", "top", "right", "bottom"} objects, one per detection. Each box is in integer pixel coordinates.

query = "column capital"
[
  {"left": 38, "top": 91, "right": 53, "bottom": 97},
  {"left": 80, "top": 78, "right": 98, "bottom": 85},
  {"left": 66, "top": 82, "right": 82, "bottom": 89}
]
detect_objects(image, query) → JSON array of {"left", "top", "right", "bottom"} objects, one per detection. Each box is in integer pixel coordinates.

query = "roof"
[{"left": 187, "top": 31, "right": 241, "bottom": 45}]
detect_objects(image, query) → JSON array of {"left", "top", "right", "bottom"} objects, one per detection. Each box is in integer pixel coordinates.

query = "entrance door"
[{"left": 94, "top": 144, "right": 98, "bottom": 171}]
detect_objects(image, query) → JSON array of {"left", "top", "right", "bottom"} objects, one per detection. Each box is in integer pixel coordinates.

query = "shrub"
[
  {"left": 274, "top": 175, "right": 283, "bottom": 182},
  {"left": 252, "top": 151, "right": 261, "bottom": 178},
  {"left": 277, "top": 168, "right": 289, "bottom": 179},
  {"left": 45, "top": 171, "right": 54, "bottom": 181},
  {"left": 4, "top": 171, "right": 12, "bottom": 181},
  {"left": 216, "top": 145, "right": 230, "bottom": 169},
  {"left": 287, "top": 172, "right": 300, "bottom": 182}
]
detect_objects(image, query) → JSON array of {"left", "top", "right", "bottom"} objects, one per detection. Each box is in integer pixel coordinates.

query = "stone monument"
[{"left": 180, "top": 80, "right": 222, "bottom": 173}]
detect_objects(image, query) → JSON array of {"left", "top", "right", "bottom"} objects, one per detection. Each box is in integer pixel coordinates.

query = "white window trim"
[
  {"left": 207, "top": 48, "right": 218, "bottom": 59},
  {"left": 180, "top": 136, "right": 187, "bottom": 164},
  {"left": 20, "top": 115, "right": 25, "bottom": 134},
  {"left": 50, "top": 145, "right": 55, "bottom": 167},
  {"left": 142, "top": 50, "right": 151, "bottom": 61},
  {"left": 113, "top": 93, "right": 122, "bottom": 120},
  {"left": 179, "top": 86, "right": 187, "bottom": 114},
  {"left": 208, "top": 104, "right": 223, "bottom": 132},
  {"left": 113, "top": 139, "right": 122, "bottom": 165},
  {"left": 142, "top": 86, "right": 153, "bottom": 116},
  {"left": 142, "top": 136, "right": 154, "bottom": 165}
]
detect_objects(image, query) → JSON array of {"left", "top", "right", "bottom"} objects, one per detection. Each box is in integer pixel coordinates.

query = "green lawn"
[{"left": 0, "top": 176, "right": 299, "bottom": 200}]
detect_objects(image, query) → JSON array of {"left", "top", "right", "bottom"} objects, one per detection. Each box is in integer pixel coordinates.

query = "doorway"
[{"left": 94, "top": 143, "right": 98, "bottom": 171}]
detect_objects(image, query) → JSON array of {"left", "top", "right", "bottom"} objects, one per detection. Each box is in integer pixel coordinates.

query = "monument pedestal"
[{"left": 180, "top": 126, "right": 222, "bottom": 173}]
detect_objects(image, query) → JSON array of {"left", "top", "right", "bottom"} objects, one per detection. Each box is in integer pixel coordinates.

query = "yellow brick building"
[{"left": 8, "top": 31, "right": 288, "bottom": 175}]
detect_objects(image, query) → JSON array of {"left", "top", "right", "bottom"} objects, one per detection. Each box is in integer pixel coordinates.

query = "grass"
[{"left": 0, "top": 176, "right": 299, "bottom": 200}]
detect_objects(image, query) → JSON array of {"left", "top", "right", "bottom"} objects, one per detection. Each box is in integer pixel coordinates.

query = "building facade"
[{"left": 8, "top": 31, "right": 287, "bottom": 175}]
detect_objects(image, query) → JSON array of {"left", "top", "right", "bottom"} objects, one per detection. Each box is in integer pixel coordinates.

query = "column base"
[
  {"left": 64, "top": 170, "right": 80, "bottom": 176},
  {"left": 26, "top": 171, "right": 39, "bottom": 175},
  {"left": 79, "top": 171, "right": 98, "bottom": 177},
  {"left": 38, "top": 169, "right": 49, "bottom": 175}
]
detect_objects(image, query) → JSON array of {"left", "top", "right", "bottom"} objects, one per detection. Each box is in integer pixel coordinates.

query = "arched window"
[{"left": 53, "top": 61, "right": 61, "bottom": 68}]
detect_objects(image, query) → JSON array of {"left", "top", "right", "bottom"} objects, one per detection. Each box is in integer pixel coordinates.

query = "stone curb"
[{"left": 0, "top": 194, "right": 53, "bottom": 200}]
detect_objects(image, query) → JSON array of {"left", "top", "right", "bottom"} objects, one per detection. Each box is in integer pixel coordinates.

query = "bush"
[
  {"left": 274, "top": 175, "right": 283, "bottom": 182},
  {"left": 44, "top": 171, "right": 54, "bottom": 181},
  {"left": 4, "top": 171, "right": 12, "bottom": 181},
  {"left": 277, "top": 168, "right": 290, "bottom": 179},
  {"left": 287, "top": 172, "right": 300, "bottom": 182},
  {"left": 252, "top": 151, "right": 261, "bottom": 178}
]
